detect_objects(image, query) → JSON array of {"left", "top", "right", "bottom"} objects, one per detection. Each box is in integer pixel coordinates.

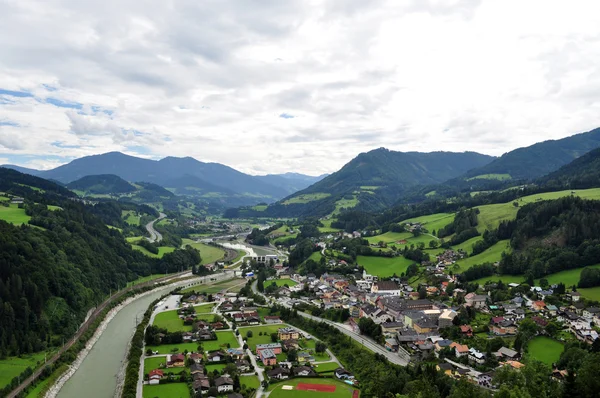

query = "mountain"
[
  {"left": 462, "top": 127, "right": 600, "bottom": 181},
  {"left": 35, "top": 152, "right": 290, "bottom": 205},
  {"left": 255, "top": 173, "right": 328, "bottom": 195},
  {"left": 0, "top": 164, "right": 42, "bottom": 176},
  {"left": 538, "top": 147, "right": 600, "bottom": 189},
  {"left": 67, "top": 174, "right": 137, "bottom": 194},
  {"left": 228, "top": 149, "right": 495, "bottom": 218}
]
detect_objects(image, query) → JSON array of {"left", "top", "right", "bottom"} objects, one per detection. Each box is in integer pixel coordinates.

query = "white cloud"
[{"left": 1, "top": 0, "right": 600, "bottom": 175}]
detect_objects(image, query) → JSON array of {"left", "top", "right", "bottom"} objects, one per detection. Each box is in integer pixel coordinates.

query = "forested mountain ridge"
[
  {"left": 537, "top": 147, "right": 600, "bottom": 190},
  {"left": 461, "top": 127, "right": 600, "bottom": 181},
  {"left": 66, "top": 174, "right": 136, "bottom": 194},
  {"left": 0, "top": 168, "right": 200, "bottom": 358}
]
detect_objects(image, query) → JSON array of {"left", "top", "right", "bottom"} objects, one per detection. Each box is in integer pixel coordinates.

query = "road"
[
  {"left": 251, "top": 281, "right": 410, "bottom": 367},
  {"left": 145, "top": 212, "right": 166, "bottom": 243}
]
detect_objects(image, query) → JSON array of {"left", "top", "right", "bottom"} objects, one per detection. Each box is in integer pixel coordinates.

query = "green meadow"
[
  {"left": 454, "top": 240, "right": 510, "bottom": 271},
  {"left": 181, "top": 239, "right": 225, "bottom": 265},
  {"left": 282, "top": 193, "right": 331, "bottom": 205},
  {"left": 357, "top": 255, "right": 414, "bottom": 277},
  {"left": 0, "top": 204, "right": 31, "bottom": 225},
  {"left": 527, "top": 337, "right": 563, "bottom": 366}
]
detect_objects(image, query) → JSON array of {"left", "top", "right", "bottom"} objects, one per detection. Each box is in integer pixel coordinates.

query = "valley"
[{"left": 4, "top": 132, "right": 600, "bottom": 398}]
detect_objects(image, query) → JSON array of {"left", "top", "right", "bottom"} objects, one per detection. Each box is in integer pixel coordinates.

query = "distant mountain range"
[
  {"left": 2, "top": 152, "right": 327, "bottom": 206},
  {"left": 538, "top": 146, "right": 600, "bottom": 190}
]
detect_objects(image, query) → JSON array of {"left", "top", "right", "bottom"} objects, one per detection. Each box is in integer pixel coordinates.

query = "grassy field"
[
  {"left": 206, "top": 363, "right": 227, "bottom": 373},
  {"left": 282, "top": 193, "right": 331, "bottom": 205},
  {"left": 193, "top": 303, "right": 216, "bottom": 313},
  {"left": 0, "top": 353, "right": 47, "bottom": 390},
  {"left": 313, "top": 362, "right": 340, "bottom": 373},
  {"left": 240, "top": 375, "right": 261, "bottom": 389},
  {"left": 239, "top": 325, "right": 290, "bottom": 350},
  {"left": 0, "top": 204, "right": 31, "bottom": 225},
  {"left": 365, "top": 232, "right": 411, "bottom": 244},
  {"left": 122, "top": 210, "right": 141, "bottom": 226},
  {"left": 181, "top": 239, "right": 225, "bottom": 265},
  {"left": 131, "top": 245, "right": 175, "bottom": 258},
  {"left": 147, "top": 331, "right": 238, "bottom": 354},
  {"left": 451, "top": 236, "right": 484, "bottom": 255},
  {"left": 578, "top": 287, "right": 600, "bottom": 301},
  {"left": 251, "top": 205, "right": 268, "bottom": 211},
  {"left": 319, "top": 219, "right": 341, "bottom": 233},
  {"left": 153, "top": 310, "right": 191, "bottom": 332},
  {"left": 181, "top": 278, "right": 244, "bottom": 294},
  {"left": 357, "top": 255, "right": 414, "bottom": 277},
  {"left": 266, "top": 279, "right": 298, "bottom": 288},
  {"left": 476, "top": 188, "right": 600, "bottom": 233},
  {"left": 269, "top": 378, "right": 358, "bottom": 398},
  {"left": 143, "top": 383, "right": 190, "bottom": 398},
  {"left": 454, "top": 240, "right": 510, "bottom": 271},
  {"left": 400, "top": 212, "right": 455, "bottom": 234},
  {"left": 527, "top": 336, "right": 564, "bottom": 366},
  {"left": 473, "top": 264, "right": 600, "bottom": 291},
  {"left": 332, "top": 196, "right": 359, "bottom": 216},
  {"left": 467, "top": 173, "right": 512, "bottom": 181}
]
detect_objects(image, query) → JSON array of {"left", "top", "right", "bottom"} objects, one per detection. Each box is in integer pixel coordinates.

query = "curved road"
[
  {"left": 146, "top": 212, "right": 166, "bottom": 243},
  {"left": 251, "top": 281, "right": 409, "bottom": 366}
]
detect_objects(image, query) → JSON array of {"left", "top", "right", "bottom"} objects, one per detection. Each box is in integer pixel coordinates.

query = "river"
[{"left": 57, "top": 287, "right": 169, "bottom": 398}]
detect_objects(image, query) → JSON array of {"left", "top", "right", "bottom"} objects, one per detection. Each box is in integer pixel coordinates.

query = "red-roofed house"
[
  {"left": 532, "top": 301, "right": 546, "bottom": 312},
  {"left": 460, "top": 325, "right": 473, "bottom": 337},
  {"left": 148, "top": 369, "right": 164, "bottom": 385},
  {"left": 451, "top": 342, "right": 469, "bottom": 357}
]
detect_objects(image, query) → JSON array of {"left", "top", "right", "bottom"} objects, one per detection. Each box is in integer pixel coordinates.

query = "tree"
[
  {"left": 287, "top": 348, "right": 297, "bottom": 362},
  {"left": 246, "top": 330, "right": 253, "bottom": 338},
  {"left": 270, "top": 333, "right": 278, "bottom": 343},
  {"left": 315, "top": 341, "right": 327, "bottom": 353},
  {"left": 429, "top": 240, "right": 439, "bottom": 249},
  {"left": 418, "top": 286, "right": 427, "bottom": 299}
]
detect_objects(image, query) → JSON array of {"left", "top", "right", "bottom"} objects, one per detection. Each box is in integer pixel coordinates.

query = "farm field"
[
  {"left": 0, "top": 204, "right": 31, "bottom": 225},
  {"left": 193, "top": 303, "right": 216, "bottom": 313},
  {"left": 0, "top": 353, "right": 47, "bottom": 390},
  {"left": 266, "top": 279, "right": 298, "bottom": 288},
  {"left": 142, "top": 383, "right": 190, "bottom": 398},
  {"left": 153, "top": 309, "right": 191, "bottom": 332},
  {"left": 238, "top": 324, "right": 290, "bottom": 350},
  {"left": 454, "top": 240, "right": 510, "bottom": 271},
  {"left": 147, "top": 331, "right": 238, "bottom": 354},
  {"left": 357, "top": 255, "right": 414, "bottom": 277},
  {"left": 527, "top": 336, "right": 564, "bottom": 366},
  {"left": 268, "top": 378, "right": 358, "bottom": 398},
  {"left": 181, "top": 239, "right": 225, "bottom": 265},
  {"left": 131, "top": 245, "right": 175, "bottom": 258},
  {"left": 240, "top": 375, "right": 260, "bottom": 389},
  {"left": 282, "top": 193, "right": 331, "bottom": 205},
  {"left": 400, "top": 212, "right": 455, "bottom": 234}
]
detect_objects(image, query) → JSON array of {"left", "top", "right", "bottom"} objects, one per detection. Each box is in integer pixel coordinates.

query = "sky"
[{"left": 1, "top": 0, "right": 600, "bottom": 175}]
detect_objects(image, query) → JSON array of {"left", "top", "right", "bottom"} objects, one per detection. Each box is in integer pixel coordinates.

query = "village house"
[
  {"left": 371, "top": 281, "right": 401, "bottom": 296},
  {"left": 278, "top": 327, "right": 300, "bottom": 341},
  {"left": 468, "top": 348, "right": 486, "bottom": 365},
  {"left": 490, "top": 317, "right": 517, "bottom": 336},
  {"left": 532, "top": 301, "right": 546, "bottom": 312},
  {"left": 464, "top": 293, "right": 487, "bottom": 309},
  {"left": 460, "top": 325, "right": 473, "bottom": 337},
  {"left": 267, "top": 367, "right": 291, "bottom": 380},
  {"left": 495, "top": 346, "right": 520, "bottom": 361},
  {"left": 335, "top": 368, "right": 355, "bottom": 381},
  {"left": 215, "top": 376, "right": 234, "bottom": 393},
  {"left": 148, "top": 369, "right": 163, "bottom": 385},
  {"left": 567, "top": 291, "right": 582, "bottom": 302},
  {"left": 258, "top": 349, "right": 277, "bottom": 366},
  {"left": 451, "top": 342, "right": 469, "bottom": 357},
  {"left": 192, "top": 377, "right": 210, "bottom": 394},
  {"left": 385, "top": 337, "right": 399, "bottom": 351},
  {"left": 167, "top": 353, "right": 185, "bottom": 367},
  {"left": 235, "top": 359, "right": 251, "bottom": 372},
  {"left": 264, "top": 316, "right": 282, "bottom": 324},
  {"left": 190, "top": 363, "right": 204, "bottom": 376}
]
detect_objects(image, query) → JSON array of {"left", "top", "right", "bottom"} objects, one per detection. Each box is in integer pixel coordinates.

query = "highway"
[
  {"left": 145, "top": 212, "right": 166, "bottom": 242},
  {"left": 251, "top": 281, "right": 410, "bottom": 366}
]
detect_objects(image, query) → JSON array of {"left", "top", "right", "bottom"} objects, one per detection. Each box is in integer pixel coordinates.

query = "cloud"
[{"left": 0, "top": 0, "right": 599, "bottom": 175}]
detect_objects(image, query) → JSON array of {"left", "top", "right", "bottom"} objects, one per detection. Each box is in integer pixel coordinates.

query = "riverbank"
[{"left": 45, "top": 287, "right": 167, "bottom": 398}]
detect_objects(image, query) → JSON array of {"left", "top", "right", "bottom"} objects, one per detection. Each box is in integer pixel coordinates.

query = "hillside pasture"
[
  {"left": 0, "top": 353, "right": 47, "bottom": 390},
  {"left": 467, "top": 173, "right": 512, "bottom": 181},
  {"left": 357, "top": 255, "right": 414, "bottom": 277},
  {"left": 454, "top": 240, "right": 510, "bottom": 271},
  {"left": 332, "top": 196, "right": 359, "bottom": 216},
  {"left": 451, "top": 236, "right": 484, "bottom": 255},
  {"left": 400, "top": 212, "right": 455, "bottom": 235},
  {"left": 131, "top": 245, "right": 175, "bottom": 258},
  {"left": 122, "top": 210, "right": 141, "bottom": 226},
  {"left": 365, "top": 232, "right": 411, "bottom": 244},
  {"left": 0, "top": 204, "right": 31, "bottom": 225},
  {"left": 282, "top": 193, "right": 331, "bottom": 205}
]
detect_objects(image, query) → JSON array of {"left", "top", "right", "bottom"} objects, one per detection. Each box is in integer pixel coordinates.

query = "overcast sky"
[{"left": 1, "top": 0, "right": 599, "bottom": 175}]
